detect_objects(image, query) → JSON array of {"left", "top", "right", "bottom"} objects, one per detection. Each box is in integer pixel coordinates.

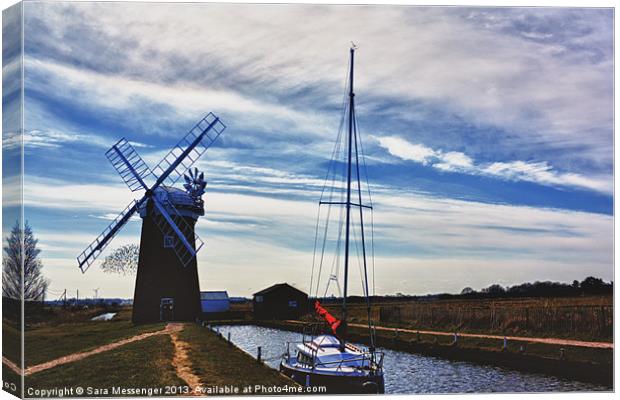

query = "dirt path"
[
  {"left": 2, "top": 324, "right": 181, "bottom": 376},
  {"left": 169, "top": 323, "right": 202, "bottom": 395},
  {"left": 282, "top": 320, "right": 612, "bottom": 349},
  {"left": 348, "top": 323, "right": 614, "bottom": 349},
  {"left": 2, "top": 323, "right": 204, "bottom": 392},
  {"left": 2, "top": 356, "right": 21, "bottom": 375}
]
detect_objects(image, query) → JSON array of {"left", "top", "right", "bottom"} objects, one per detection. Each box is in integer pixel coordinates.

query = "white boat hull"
[{"left": 280, "top": 357, "right": 384, "bottom": 394}]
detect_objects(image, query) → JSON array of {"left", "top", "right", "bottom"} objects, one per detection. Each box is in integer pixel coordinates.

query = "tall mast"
[{"left": 341, "top": 46, "right": 355, "bottom": 347}]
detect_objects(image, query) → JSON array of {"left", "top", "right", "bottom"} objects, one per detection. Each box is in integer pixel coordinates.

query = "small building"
[
  {"left": 253, "top": 283, "right": 308, "bottom": 320},
  {"left": 200, "top": 291, "right": 230, "bottom": 313}
]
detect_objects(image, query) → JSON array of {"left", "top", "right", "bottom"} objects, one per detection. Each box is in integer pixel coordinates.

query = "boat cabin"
[{"left": 296, "top": 335, "right": 373, "bottom": 370}]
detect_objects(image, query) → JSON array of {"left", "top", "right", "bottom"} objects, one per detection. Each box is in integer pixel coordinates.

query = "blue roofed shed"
[{"left": 200, "top": 291, "right": 230, "bottom": 313}]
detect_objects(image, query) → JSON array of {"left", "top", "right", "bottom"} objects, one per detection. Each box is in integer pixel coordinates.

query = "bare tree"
[
  {"left": 100, "top": 244, "right": 139, "bottom": 275},
  {"left": 2, "top": 221, "right": 49, "bottom": 301}
]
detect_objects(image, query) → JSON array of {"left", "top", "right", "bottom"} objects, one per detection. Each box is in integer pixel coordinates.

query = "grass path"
[
  {"left": 2, "top": 323, "right": 182, "bottom": 377},
  {"left": 4, "top": 321, "right": 292, "bottom": 395},
  {"left": 5, "top": 322, "right": 205, "bottom": 394},
  {"left": 24, "top": 334, "right": 184, "bottom": 393}
]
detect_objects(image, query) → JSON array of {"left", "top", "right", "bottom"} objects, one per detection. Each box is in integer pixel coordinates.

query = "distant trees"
[
  {"left": 332, "top": 276, "right": 613, "bottom": 304},
  {"left": 471, "top": 277, "right": 612, "bottom": 299},
  {"left": 100, "top": 244, "right": 139, "bottom": 275},
  {"left": 580, "top": 277, "right": 610, "bottom": 294},
  {"left": 460, "top": 287, "right": 474, "bottom": 295},
  {"left": 2, "top": 221, "right": 49, "bottom": 301},
  {"left": 481, "top": 284, "right": 505, "bottom": 295}
]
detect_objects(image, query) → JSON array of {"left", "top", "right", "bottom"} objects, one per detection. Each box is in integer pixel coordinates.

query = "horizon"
[
  {"left": 3, "top": 4, "right": 613, "bottom": 298},
  {"left": 41, "top": 275, "right": 613, "bottom": 302}
]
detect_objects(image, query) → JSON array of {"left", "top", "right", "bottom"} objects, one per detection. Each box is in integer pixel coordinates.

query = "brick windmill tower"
[{"left": 76, "top": 113, "right": 226, "bottom": 323}]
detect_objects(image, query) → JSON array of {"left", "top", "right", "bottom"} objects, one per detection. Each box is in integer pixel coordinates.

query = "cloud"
[
  {"left": 23, "top": 176, "right": 136, "bottom": 212},
  {"left": 24, "top": 57, "right": 334, "bottom": 139},
  {"left": 23, "top": 4, "right": 613, "bottom": 170},
  {"left": 375, "top": 136, "right": 437, "bottom": 165},
  {"left": 376, "top": 135, "right": 612, "bottom": 194},
  {"left": 14, "top": 4, "right": 613, "bottom": 297},
  {"left": 481, "top": 161, "right": 612, "bottom": 193},
  {"left": 24, "top": 129, "right": 112, "bottom": 149},
  {"left": 3, "top": 126, "right": 151, "bottom": 152},
  {"left": 24, "top": 166, "right": 613, "bottom": 297}
]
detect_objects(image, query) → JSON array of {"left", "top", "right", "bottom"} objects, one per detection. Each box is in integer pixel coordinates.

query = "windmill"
[{"left": 77, "top": 113, "right": 226, "bottom": 323}]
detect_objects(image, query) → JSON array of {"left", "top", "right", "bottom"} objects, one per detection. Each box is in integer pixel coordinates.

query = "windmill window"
[
  {"left": 288, "top": 300, "right": 298, "bottom": 308},
  {"left": 255, "top": 295, "right": 263, "bottom": 303},
  {"left": 164, "top": 235, "right": 175, "bottom": 248}
]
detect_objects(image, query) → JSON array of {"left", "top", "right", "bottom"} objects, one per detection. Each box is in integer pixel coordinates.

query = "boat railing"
[
  {"left": 283, "top": 340, "right": 384, "bottom": 372},
  {"left": 314, "top": 351, "right": 384, "bottom": 370}
]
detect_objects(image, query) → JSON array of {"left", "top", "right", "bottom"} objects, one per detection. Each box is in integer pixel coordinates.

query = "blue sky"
[{"left": 3, "top": 3, "right": 613, "bottom": 298}]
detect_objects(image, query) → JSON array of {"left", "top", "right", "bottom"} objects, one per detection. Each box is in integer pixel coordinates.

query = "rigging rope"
[
  {"left": 311, "top": 58, "right": 350, "bottom": 299},
  {"left": 310, "top": 52, "right": 377, "bottom": 305},
  {"left": 352, "top": 105, "right": 377, "bottom": 297}
]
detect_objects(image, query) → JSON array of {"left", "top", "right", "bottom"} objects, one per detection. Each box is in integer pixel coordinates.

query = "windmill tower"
[{"left": 76, "top": 113, "right": 226, "bottom": 323}]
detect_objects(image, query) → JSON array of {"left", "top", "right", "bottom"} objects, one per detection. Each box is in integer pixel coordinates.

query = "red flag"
[{"left": 315, "top": 300, "right": 342, "bottom": 336}]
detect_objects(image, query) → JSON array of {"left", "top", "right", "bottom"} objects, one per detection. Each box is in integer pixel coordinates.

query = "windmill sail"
[
  {"left": 77, "top": 112, "right": 225, "bottom": 272},
  {"left": 77, "top": 200, "right": 140, "bottom": 272},
  {"left": 106, "top": 138, "right": 154, "bottom": 191},
  {"left": 151, "top": 113, "right": 226, "bottom": 188},
  {"left": 150, "top": 197, "right": 204, "bottom": 267}
]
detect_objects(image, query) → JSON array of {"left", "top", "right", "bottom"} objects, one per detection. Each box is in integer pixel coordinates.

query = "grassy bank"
[
  {"left": 25, "top": 335, "right": 184, "bottom": 396},
  {"left": 23, "top": 308, "right": 164, "bottom": 366},
  {"left": 3, "top": 319, "right": 21, "bottom": 364},
  {"left": 10, "top": 305, "right": 295, "bottom": 397},
  {"left": 179, "top": 324, "right": 294, "bottom": 392}
]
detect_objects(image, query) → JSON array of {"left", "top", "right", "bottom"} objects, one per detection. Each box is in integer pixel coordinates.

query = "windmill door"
[{"left": 160, "top": 298, "right": 174, "bottom": 321}]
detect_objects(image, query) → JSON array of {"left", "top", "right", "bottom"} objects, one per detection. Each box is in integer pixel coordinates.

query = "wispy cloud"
[
  {"left": 23, "top": 4, "right": 613, "bottom": 169},
  {"left": 24, "top": 57, "right": 334, "bottom": 139},
  {"left": 29, "top": 173, "right": 612, "bottom": 296},
  {"left": 376, "top": 135, "right": 612, "bottom": 194},
  {"left": 15, "top": 3, "right": 613, "bottom": 297}
]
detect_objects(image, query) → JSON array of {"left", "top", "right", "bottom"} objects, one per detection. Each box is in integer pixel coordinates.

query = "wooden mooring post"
[{"left": 257, "top": 346, "right": 262, "bottom": 362}]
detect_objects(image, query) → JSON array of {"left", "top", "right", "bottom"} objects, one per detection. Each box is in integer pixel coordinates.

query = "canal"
[{"left": 213, "top": 324, "right": 608, "bottom": 394}]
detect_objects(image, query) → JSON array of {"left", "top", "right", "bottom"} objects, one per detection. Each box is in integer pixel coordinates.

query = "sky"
[{"left": 2, "top": 3, "right": 613, "bottom": 298}]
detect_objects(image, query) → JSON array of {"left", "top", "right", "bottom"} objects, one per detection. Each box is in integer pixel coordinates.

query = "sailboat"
[{"left": 279, "top": 46, "right": 385, "bottom": 394}]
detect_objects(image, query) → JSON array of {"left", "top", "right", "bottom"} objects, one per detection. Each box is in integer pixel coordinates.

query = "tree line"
[
  {"left": 458, "top": 276, "right": 612, "bottom": 299},
  {"left": 319, "top": 276, "right": 612, "bottom": 304}
]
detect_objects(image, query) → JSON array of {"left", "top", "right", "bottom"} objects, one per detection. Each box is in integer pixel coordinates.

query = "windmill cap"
[{"left": 138, "top": 186, "right": 205, "bottom": 220}]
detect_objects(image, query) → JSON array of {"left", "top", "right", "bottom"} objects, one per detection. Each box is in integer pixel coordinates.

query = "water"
[
  {"left": 213, "top": 324, "right": 609, "bottom": 394},
  {"left": 90, "top": 312, "right": 117, "bottom": 321}
]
